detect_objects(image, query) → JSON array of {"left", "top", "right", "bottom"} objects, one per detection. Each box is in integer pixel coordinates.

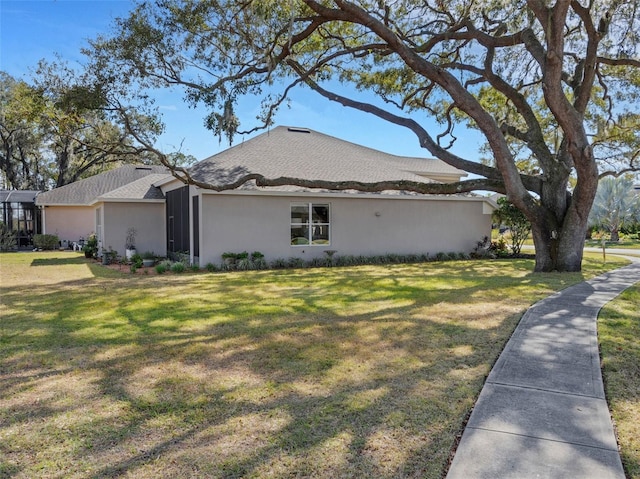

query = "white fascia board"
[
  {"left": 37, "top": 202, "right": 91, "bottom": 207},
  {"left": 91, "top": 197, "right": 166, "bottom": 206}
]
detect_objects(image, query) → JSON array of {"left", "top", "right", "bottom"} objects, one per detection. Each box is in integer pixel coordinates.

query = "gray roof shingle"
[
  {"left": 0, "top": 190, "right": 40, "bottom": 203},
  {"left": 36, "top": 165, "right": 170, "bottom": 205},
  {"left": 98, "top": 174, "right": 169, "bottom": 201},
  {"left": 189, "top": 126, "right": 466, "bottom": 188},
  {"left": 36, "top": 128, "right": 469, "bottom": 204}
]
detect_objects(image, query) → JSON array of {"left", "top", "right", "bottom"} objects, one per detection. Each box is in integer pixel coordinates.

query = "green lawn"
[
  {"left": 585, "top": 239, "right": 640, "bottom": 249},
  {"left": 492, "top": 229, "right": 640, "bottom": 250},
  {"left": 0, "top": 251, "right": 631, "bottom": 478},
  {"left": 599, "top": 283, "right": 640, "bottom": 479}
]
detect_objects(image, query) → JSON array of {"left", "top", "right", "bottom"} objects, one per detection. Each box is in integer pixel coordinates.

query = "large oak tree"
[{"left": 88, "top": 0, "right": 640, "bottom": 271}]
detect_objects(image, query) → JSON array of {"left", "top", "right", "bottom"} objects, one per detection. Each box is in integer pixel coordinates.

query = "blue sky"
[{"left": 0, "top": 0, "right": 482, "bottom": 162}]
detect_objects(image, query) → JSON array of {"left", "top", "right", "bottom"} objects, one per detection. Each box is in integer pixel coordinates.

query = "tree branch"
[{"left": 597, "top": 56, "right": 640, "bottom": 68}]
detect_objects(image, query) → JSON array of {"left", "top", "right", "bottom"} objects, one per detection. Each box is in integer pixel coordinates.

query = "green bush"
[
  {"left": 492, "top": 197, "right": 532, "bottom": 255},
  {"left": 221, "top": 252, "right": 238, "bottom": 270},
  {"left": 250, "top": 252, "right": 268, "bottom": 269},
  {"left": 221, "top": 251, "right": 268, "bottom": 270},
  {"left": 236, "top": 257, "right": 253, "bottom": 270},
  {"left": 270, "top": 258, "right": 288, "bottom": 269},
  {"left": 334, "top": 255, "right": 355, "bottom": 267},
  {"left": 0, "top": 223, "right": 16, "bottom": 251},
  {"left": 130, "top": 253, "right": 143, "bottom": 268},
  {"left": 33, "top": 234, "right": 60, "bottom": 250},
  {"left": 287, "top": 257, "right": 305, "bottom": 268},
  {"left": 173, "top": 251, "right": 189, "bottom": 264},
  {"left": 490, "top": 236, "right": 510, "bottom": 257},
  {"left": 194, "top": 249, "right": 478, "bottom": 275},
  {"left": 155, "top": 264, "right": 167, "bottom": 274},
  {"left": 101, "top": 248, "right": 118, "bottom": 265},
  {"left": 82, "top": 234, "right": 99, "bottom": 258},
  {"left": 171, "top": 262, "right": 186, "bottom": 273},
  {"left": 307, "top": 257, "right": 328, "bottom": 268}
]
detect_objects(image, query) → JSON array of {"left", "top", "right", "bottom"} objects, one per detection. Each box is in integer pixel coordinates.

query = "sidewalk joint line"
[
  {"left": 484, "top": 380, "right": 604, "bottom": 399},
  {"left": 465, "top": 426, "right": 620, "bottom": 452}
]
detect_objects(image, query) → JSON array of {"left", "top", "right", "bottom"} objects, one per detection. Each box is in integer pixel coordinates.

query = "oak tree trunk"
[
  {"left": 531, "top": 216, "right": 589, "bottom": 272},
  {"left": 528, "top": 153, "right": 597, "bottom": 272}
]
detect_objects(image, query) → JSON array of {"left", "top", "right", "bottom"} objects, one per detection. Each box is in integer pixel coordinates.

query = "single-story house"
[
  {"left": 37, "top": 126, "right": 496, "bottom": 264},
  {"left": 36, "top": 165, "right": 169, "bottom": 255}
]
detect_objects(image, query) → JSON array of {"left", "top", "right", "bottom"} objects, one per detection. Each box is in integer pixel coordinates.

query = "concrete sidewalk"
[{"left": 447, "top": 258, "right": 640, "bottom": 479}]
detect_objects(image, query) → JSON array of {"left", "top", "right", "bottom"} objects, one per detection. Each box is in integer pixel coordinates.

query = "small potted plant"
[
  {"left": 83, "top": 234, "right": 99, "bottom": 259},
  {"left": 141, "top": 251, "right": 156, "bottom": 267},
  {"left": 125, "top": 227, "right": 137, "bottom": 260}
]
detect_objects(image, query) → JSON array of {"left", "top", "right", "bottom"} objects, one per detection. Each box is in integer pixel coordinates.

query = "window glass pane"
[
  {"left": 311, "top": 225, "right": 329, "bottom": 244},
  {"left": 290, "top": 203, "right": 330, "bottom": 246},
  {"left": 291, "top": 225, "right": 309, "bottom": 245},
  {"left": 311, "top": 205, "right": 329, "bottom": 223},
  {"left": 291, "top": 204, "right": 309, "bottom": 224}
]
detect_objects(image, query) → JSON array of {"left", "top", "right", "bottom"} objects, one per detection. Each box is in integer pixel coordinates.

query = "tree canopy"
[
  {"left": 0, "top": 63, "right": 165, "bottom": 190},
  {"left": 87, "top": 0, "right": 640, "bottom": 272}
]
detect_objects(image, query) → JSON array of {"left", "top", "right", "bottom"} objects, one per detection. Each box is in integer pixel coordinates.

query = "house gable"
[
  {"left": 35, "top": 165, "right": 170, "bottom": 248},
  {"left": 35, "top": 165, "right": 170, "bottom": 206}
]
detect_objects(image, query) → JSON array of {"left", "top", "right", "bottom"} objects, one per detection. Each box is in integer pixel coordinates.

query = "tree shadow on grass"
[
  {"left": 79, "top": 307, "right": 494, "bottom": 478},
  {"left": 0, "top": 261, "right": 604, "bottom": 478}
]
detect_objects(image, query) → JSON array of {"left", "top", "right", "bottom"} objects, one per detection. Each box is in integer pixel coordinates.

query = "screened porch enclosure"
[{"left": 0, "top": 190, "right": 42, "bottom": 248}]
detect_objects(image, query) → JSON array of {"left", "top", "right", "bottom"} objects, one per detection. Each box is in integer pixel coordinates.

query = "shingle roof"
[
  {"left": 36, "top": 165, "right": 170, "bottom": 205},
  {"left": 0, "top": 190, "right": 40, "bottom": 203},
  {"left": 98, "top": 174, "right": 168, "bottom": 201},
  {"left": 189, "top": 126, "right": 466, "bottom": 188}
]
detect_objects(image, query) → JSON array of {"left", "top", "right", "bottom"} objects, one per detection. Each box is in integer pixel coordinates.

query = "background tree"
[
  {"left": 0, "top": 72, "right": 47, "bottom": 189},
  {"left": 87, "top": 0, "right": 640, "bottom": 272},
  {"left": 588, "top": 176, "right": 640, "bottom": 242},
  {"left": 493, "top": 197, "right": 532, "bottom": 256},
  {"left": 32, "top": 60, "right": 165, "bottom": 187},
  {"left": 0, "top": 62, "right": 166, "bottom": 189}
]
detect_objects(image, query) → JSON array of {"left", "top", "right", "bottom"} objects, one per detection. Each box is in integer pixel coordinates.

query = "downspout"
[{"left": 34, "top": 191, "right": 44, "bottom": 235}]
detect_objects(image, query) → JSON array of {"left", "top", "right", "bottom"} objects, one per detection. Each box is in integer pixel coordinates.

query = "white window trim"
[{"left": 290, "top": 202, "right": 330, "bottom": 246}]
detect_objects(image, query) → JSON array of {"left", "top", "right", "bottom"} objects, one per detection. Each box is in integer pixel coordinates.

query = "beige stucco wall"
[
  {"left": 197, "top": 193, "right": 492, "bottom": 266},
  {"left": 101, "top": 202, "right": 166, "bottom": 257},
  {"left": 42, "top": 205, "right": 94, "bottom": 243}
]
